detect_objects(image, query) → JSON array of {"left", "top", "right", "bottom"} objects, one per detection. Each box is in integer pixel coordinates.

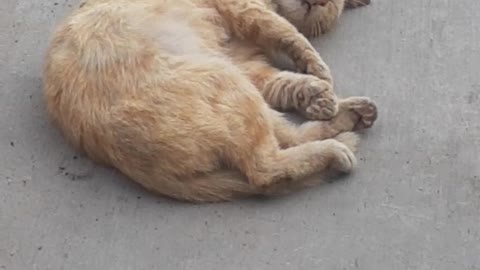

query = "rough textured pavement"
[{"left": 1, "top": 1, "right": 479, "bottom": 269}]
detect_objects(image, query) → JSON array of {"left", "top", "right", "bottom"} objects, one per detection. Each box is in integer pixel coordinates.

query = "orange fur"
[{"left": 43, "top": 0, "right": 376, "bottom": 202}]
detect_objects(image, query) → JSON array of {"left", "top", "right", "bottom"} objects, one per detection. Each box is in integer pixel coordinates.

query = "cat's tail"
[
  {"left": 157, "top": 170, "right": 259, "bottom": 203},
  {"left": 152, "top": 169, "right": 299, "bottom": 203}
]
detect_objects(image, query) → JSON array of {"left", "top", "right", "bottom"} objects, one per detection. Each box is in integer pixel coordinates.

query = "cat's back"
[
  {"left": 43, "top": 0, "right": 241, "bottom": 163},
  {"left": 53, "top": 0, "right": 229, "bottom": 58},
  {"left": 44, "top": 0, "right": 231, "bottom": 105}
]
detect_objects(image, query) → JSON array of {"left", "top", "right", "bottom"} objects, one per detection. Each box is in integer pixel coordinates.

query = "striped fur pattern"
[{"left": 43, "top": 0, "right": 376, "bottom": 202}]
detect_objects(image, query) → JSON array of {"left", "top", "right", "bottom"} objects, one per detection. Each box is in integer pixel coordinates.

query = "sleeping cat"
[{"left": 43, "top": 0, "right": 376, "bottom": 202}]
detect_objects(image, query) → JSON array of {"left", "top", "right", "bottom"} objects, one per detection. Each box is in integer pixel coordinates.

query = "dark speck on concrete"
[
  {"left": 62, "top": 170, "right": 93, "bottom": 181},
  {"left": 467, "top": 90, "right": 479, "bottom": 104}
]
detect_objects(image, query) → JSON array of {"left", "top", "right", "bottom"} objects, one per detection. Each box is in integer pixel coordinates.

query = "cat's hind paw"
[{"left": 340, "top": 97, "right": 378, "bottom": 130}]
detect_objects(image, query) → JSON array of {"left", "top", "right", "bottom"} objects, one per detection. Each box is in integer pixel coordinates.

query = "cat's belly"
[
  {"left": 140, "top": 5, "right": 231, "bottom": 57},
  {"left": 149, "top": 10, "right": 206, "bottom": 56}
]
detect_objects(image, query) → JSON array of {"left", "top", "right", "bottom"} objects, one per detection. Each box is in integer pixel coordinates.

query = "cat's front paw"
[{"left": 295, "top": 77, "right": 339, "bottom": 120}]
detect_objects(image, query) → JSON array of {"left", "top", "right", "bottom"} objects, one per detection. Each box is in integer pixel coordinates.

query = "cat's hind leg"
[
  {"left": 174, "top": 61, "right": 360, "bottom": 188},
  {"left": 231, "top": 128, "right": 358, "bottom": 188},
  {"left": 104, "top": 58, "right": 369, "bottom": 200},
  {"left": 213, "top": 91, "right": 362, "bottom": 188}
]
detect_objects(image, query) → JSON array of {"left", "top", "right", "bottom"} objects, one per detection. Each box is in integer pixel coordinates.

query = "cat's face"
[{"left": 274, "top": 0, "right": 346, "bottom": 38}]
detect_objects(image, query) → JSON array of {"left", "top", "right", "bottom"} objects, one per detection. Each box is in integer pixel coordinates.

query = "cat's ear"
[{"left": 344, "top": 0, "right": 371, "bottom": 9}]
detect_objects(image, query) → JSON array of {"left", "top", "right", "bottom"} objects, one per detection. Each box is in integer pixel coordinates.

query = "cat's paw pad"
[
  {"left": 297, "top": 79, "right": 339, "bottom": 120},
  {"left": 352, "top": 98, "right": 377, "bottom": 130},
  {"left": 341, "top": 97, "right": 378, "bottom": 130},
  {"left": 305, "top": 96, "right": 338, "bottom": 120}
]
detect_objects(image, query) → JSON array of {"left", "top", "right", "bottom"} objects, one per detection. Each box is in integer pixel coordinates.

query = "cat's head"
[{"left": 274, "top": 0, "right": 370, "bottom": 38}]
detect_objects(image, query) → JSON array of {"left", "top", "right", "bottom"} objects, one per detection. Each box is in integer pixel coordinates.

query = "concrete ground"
[{"left": 1, "top": 0, "right": 479, "bottom": 269}]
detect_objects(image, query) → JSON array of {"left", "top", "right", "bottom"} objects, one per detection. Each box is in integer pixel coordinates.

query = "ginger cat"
[{"left": 43, "top": 0, "right": 376, "bottom": 202}]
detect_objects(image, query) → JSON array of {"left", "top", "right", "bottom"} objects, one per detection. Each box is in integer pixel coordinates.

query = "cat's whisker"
[
  {"left": 345, "top": 0, "right": 370, "bottom": 8},
  {"left": 282, "top": 7, "right": 305, "bottom": 16},
  {"left": 315, "top": 21, "right": 322, "bottom": 36}
]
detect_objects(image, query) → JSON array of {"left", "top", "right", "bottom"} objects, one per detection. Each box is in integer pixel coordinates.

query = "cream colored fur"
[{"left": 43, "top": 0, "right": 376, "bottom": 202}]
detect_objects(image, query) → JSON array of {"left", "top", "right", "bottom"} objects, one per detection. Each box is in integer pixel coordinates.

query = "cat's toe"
[
  {"left": 298, "top": 79, "right": 339, "bottom": 120},
  {"left": 304, "top": 97, "right": 338, "bottom": 120},
  {"left": 327, "top": 140, "right": 357, "bottom": 173}
]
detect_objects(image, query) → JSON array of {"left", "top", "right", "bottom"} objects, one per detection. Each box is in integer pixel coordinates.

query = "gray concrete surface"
[{"left": 1, "top": 1, "right": 479, "bottom": 269}]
